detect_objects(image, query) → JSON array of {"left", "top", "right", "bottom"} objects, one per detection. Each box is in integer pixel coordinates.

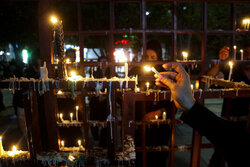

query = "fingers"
[
  {"left": 155, "top": 81, "right": 168, "bottom": 88},
  {"left": 154, "top": 71, "right": 177, "bottom": 80},
  {"left": 162, "top": 62, "right": 185, "bottom": 74}
]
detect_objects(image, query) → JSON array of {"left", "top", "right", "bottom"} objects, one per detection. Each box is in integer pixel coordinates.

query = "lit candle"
[
  {"left": 146, "top": 82, "right": 150, "bottom": 91},
  {"left": 59, "top": 113, "right": 64, "bottom": 122},
  {"left": 56, "top": 58, "right": 59, "bottom": 64},
  {"left": 182, "top": 51, "right": 188, "bottom": 61},
  {"left": 240, "top": 49, "right": 244, "bottom": 61},
  {"left": 233, "top": 45, "right": 237, "bottom": 60},
  {"left": 66, "top": 58, "right": 70, "bottom": 64},
  {"left": 155, "top": 115, "right": 158, "bottom": 120},
  {"left": 228, "top": 61, "right": 233, "bottom": 81},
  {"left": 242, "top": 18, "right": 250, "bottom": 30},
  {"left": 136, "top": 87, "right": 140, "bottom": 92},
  {"left": 76, "top": 106, "right": 79, "bottom": 122},
  {"left": 70, "top": 113, "right": 73, "bottom": 122},
  {"left": 195, "top": 80, "right": 199, "bottom": 90},
  {"left": 162, "top": 112, "right": 166, "bottom": 121},
  {"left": 61, "top": 140, "right": 64, "bottom": 148},
  {"left": 0, "top": 136, "right": 4, "bottom": 156},
  {"left": 190, "top": 84, "right": 194, "bottom": 90},
  {"left": 144, "top": 66, "right": 160, "bottom": 75},
  {"left": 78, "top": 140, "right": 81, "bottom": 147},
  {"left": 57, "top": 90, "right": 63, "bottom": 95},
  {"left": 125, "top": 62, "right": 128, "bottom": 78}
]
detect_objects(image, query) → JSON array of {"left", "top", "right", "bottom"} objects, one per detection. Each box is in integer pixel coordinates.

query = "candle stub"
[{"left": 162, "top": 112, "right": 166, "bottom": 121}]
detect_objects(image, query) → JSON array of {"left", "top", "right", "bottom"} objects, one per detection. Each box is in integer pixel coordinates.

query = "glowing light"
[
  {"left": 22, "top": 49, "right": 28, "bottom": 64},
  {"left": 50, "top": 16, "right": 58, "bottom": 24},
  {"left": 242, "top": 18, "right": 250, "bottom": 30},
  {"left": 78, "top": 140, "right": 81, "bottom": 146},
  {"left": 229, "top": 61, "right": 233, "bottom": 69},
  {"left": 57, "top": 90, "right": 63, "bottom": 95},
  {"left": 70, "top": 113, "right": 73, "bottom": 122},
  {"left": 0, "top": 136, "right": 2, "bottom": 141},
  {"left": 0, "top": 51, "right": 4, "bottom": 56},
  {"left": 66, "top": 58, "right": 70, "bottom": 64},
  {"left": 182, "top": 51, "right": 188, "bottom": 61},
  {"left": 144, "top": 66, "right": 152, "bottom": 72},
  {"left": 60, "top": 113, "right": 63, "bottom": 120},
  {"left": 146, "top": 82, "right": 150, "bottom": 88},
  {"left": 195, "top": 80, "right": 199, "bottom": 90},
  {"left": 240, "top": 49, "right": 243, "bottom": 53},
  {"left": 76, "top": 106, "right": 79, "bottom": 111},
  {"left": 61, "top": 140, "right": 64, "bottom": 147},
  {"left": 155, "top": 115, "right": 158, "bottom": 120},
  {"left": 136, "top": 88, "right": 140, "bottom": 92},
  {"left": 146, "top": 11, "right": 150, "bottom": 15},
  {"left": 114, "top": 49, "right": 127, "bottom": 62},
  {"left": 190, "top": 84, "right": 194, "bottom": 90},
  {"left": 70, "top": 71, "right": 76, "bottom": 77}
]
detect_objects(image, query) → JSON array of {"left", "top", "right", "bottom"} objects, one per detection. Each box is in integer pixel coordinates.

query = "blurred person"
[{"left": 155, "top": 62, "right": 250, "bottom": 167}]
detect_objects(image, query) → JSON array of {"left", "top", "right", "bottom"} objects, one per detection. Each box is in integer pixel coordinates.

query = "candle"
[
  {"left": 182, "top": 51, "right": 188, "bottom": 61},
  {"left": 57, "top": 90, "right": 63, "bottom": 95},
  {"left": 146, "top": 82, "right": 150, "bottom": 91},
  {"left": 162, "top": 112, "right": 166, "bottom": 121},
  {"left": 9, "top": 145, "right": 18, "bottom": 157},
  {"left": 76, "top": 106, "right": 79, "bottom": 122},
  {"left": 56, "top": 58, "right": 59, "bottom": 64},
  {"left": 240, "top": 49, "right": 244, "bottom": 61},
  {"left": 61, "top": 140, "right": 64, "bottom": 148},
  {"left": 144, "top": 66, "right": 160, "bottom": 75},
  {"left": 195, "top": 80, "right": 199, "bottom": 90},
  {"left": 125, "top": 62, "right": 128, "bottom": 78},
  {"left": 0, "top": 136, "right": 4, "bottom": 156},
  {"left": 59, "top": 113, "right": 64, "bottom": 122},
  {"left": 155, "top": 115, "right": 158, "bottom": 120},
  {"left": 50, "top": 16, "right": 58, "bottom": 24},
  {"left": 190, "top": 84, "right": 194, "bottom": 90},
  {"left": 70, "top": 113, "right": 73, "bottom": 122},
  {"left": 66, "top": 58, "right": 70, "bottom": 64},
  {"left": 233, "top": 45, "right": 237, "bottom": 60},
  {"left": 228, "top": 61, "right": 233, "bottom": 81},
  {"left": 136, "top": 87, "right": 140, "bottom": 92},
  {"left": 242, "top": 18, "right": 250, "bottom": 30},
  {"left": 78, "top": 140, "right": 81, "bottom": 147}
]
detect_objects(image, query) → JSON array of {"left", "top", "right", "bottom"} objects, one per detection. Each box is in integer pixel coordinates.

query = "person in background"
[
  {"left": 155, "top": 62, "right": 250, "bottom": 167},
  {"left": 130, "top": 40, "right": 171, "bottom": 166},
  {"left": 207, "top": 46, "right": 250, "bottom": 166}
]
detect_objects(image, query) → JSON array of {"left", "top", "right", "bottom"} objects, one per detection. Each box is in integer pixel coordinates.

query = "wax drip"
[{"left": 106, "top": 81, "right": 114, "bottom": 141}]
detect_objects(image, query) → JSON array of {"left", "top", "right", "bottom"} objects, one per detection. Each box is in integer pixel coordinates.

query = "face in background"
[{"left": 146, "top": 49, "right": 158, "bottom": 61}]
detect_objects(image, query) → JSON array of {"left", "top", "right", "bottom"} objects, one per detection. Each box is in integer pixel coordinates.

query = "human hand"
[
  {"left": 219, "top": 46, "right": 230, "bottom": 60},
  {"left": 154, "top": 62, "right": 195, "bottom": 111},
  {"left": 144, "top": 110, "right": 162, "bottom": 120}
]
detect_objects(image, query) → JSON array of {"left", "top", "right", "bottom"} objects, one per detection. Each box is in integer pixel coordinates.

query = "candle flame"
[
  {"left": 136, "top": 87, "right": 140, "bottom": 92},
  {"left": 240, "top": 49, "right": 243, "bottom": 53},
  {"left": 155, "top": 115, "right": 158, "bottom": 120},
  {"left": 191, "top": 84, "right": 194, "bottom": 90},
  {"left": 144, "top": 66, "right": 152, "bottom": 72},
  {"left": 146, "top": 82, "right": 150, "bottom": 87},
  {"left": 61, "top": 140, "right": 64, "bottom": 147},
  {"left": 70, "top": 71, "right": 76, "bottom": 77},
  {"left": 12, "top": 146, "right": 17, "bottom": 152},
  {"left": 57, "top": 90, "right": 63, "bottom": 95},
  {"left": 78, "top": 140, "right": 81, "bottom": 146},
  {"left": 242, "top": 18, "right": 250, "bottom": 24},
  {"left": 233, "top": 45, "right": 237, "bottom": 50},
  {"left": 0, "top": 136, "right": 2, "bottom": 141},
  {"left": 182, "top": 51, "right": 188, "bottom": 58},
  {"left": 76, "top": 106, "right": 79, "bottom": 110},
  {"left": 60, "top": 113, "right": 63, "bottom": 119},
  {"left": 50, "top": 16, "right": 58, "bottom": 24},
  {"left": 70, "top": 113, "right": 73, "bottom": 117},
  {"left": 229, "top": 61, "right": 233, "bottom": 68},
  {"left": 195, "top": 80, "right": 199, "bottom": 90},
  {"left": 66, "top": 58, "right": 70, "bottom": 64}
]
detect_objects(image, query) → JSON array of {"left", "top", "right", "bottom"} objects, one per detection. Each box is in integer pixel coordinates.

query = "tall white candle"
[
  {"left": 76, "top": 106, "right": 79, "bottom": 122},
  {"left": 125, "top": 63, "right": 128, "bottom": 78},
  {"left": 70, "top": 113, "right": 73, "bottom": 122},
  {"left": 162, "top": 112, "right": 166, "bottom": 121},
  {"left": 228, "top": 61, "right": 233, "bottom": 81},
  {"left": 240, "top": 49, "right": 244, "bottom": 61},
  {"left": 233, "top": 45, "right": 237, "bottom": 60}
]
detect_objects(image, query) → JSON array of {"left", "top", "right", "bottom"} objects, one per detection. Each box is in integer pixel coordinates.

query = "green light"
[
  {"left": 123, "top": 35, "right": 128, "bottom": 38},
  {"left": 130, "top": 35, "right": 135, "bottom": 38}
]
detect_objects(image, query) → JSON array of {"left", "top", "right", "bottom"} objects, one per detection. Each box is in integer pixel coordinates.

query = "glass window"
[
  {"left": 146, "top": 2, "right": 172, "bottom": 29},
  {"left": 83, "top": 35, "right": 109, "bottom": 62},
  {"left": 51, "top": 2, "right": 78, "bottom": 31},
  {"left": 115, "top": 3, "right": 141, "bottom": 29},
  {"left": 206, "top": 35, "right": 230, "bottom": 60},
  {"left": 207, "top": 3, "right": 231, "bottom": 30},
  {"left": 147, "top": 34, "right": 173, "bottom": 61},
  {"left": 236, "top": 4, "right": 250, "bottom": 30},
  {"left": 177, "top": 34, "right": 202, "bottom": 60},
  {"left": 81, "top": 3, "right": 109, "bottom": 30},
  {"left": 177, "top": 2, "right": 202, "bottom": 30}
]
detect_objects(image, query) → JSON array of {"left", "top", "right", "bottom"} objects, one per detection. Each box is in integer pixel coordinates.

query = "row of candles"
[
  {"left": 182, "top": 45, "right": 244, "bottom": 61},
  {"left": 59, "top": 106, "right": 79, "bottom": 122},
  {"left": 60, "top": 139, "right": 84, "bottom": 151}
]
